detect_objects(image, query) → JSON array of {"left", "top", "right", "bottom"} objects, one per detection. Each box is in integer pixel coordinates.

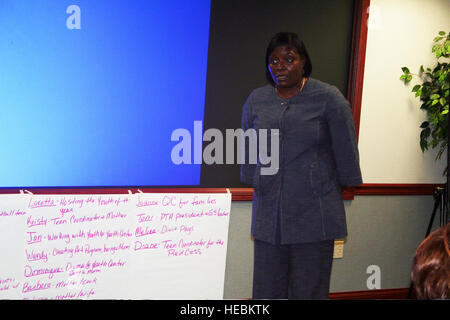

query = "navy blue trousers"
[{"left": 252, "top": 236, "right": 334, "bottom": 299}]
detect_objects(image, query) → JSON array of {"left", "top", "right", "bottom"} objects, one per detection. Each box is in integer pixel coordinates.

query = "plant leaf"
[
  {"left": 420, "top": 121, "right": 429, "bottom": 128},
  {"left": 412, "top": 84, "right": 421, "bottom": 92},
  {"left": 420, "top": 140, "right": 427, "bottom": 152},
  {"left": 430, "top": 93, "right": 440, "bottom": 99}
]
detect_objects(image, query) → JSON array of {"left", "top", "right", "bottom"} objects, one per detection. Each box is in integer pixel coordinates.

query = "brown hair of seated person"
[{"left": 411, "top": 223, "right": 450, "bottom": 299}]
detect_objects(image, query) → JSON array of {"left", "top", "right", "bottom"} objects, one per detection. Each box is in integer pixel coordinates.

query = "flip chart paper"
[{"left": 0, "top": 193, "right": 231, "bottom": 299}]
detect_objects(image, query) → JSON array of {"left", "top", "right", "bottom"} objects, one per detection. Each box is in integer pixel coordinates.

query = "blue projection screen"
[{"left": 0, "top": 1, "right": 210, "bottom": 187}]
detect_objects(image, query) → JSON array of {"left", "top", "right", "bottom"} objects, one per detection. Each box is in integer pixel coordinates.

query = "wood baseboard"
[
  {"left": 0, "top": 184, "right": 443, "bottom": 201},
  {"left": 242, "top": 288, "right": 412, "bottom": 300},
  {"left": 329, "top": 287, "right": 411, "bottom": 299},
  {"left": 231, "top": 184, "right": 442, "bottom": 201}
]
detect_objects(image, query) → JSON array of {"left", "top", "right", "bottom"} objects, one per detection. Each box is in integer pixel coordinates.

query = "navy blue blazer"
[{"left": 240, "top": 78, "right": 362, "bottom": 245}]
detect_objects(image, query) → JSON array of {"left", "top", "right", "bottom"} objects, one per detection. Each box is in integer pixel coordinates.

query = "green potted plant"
[{"left": 400, "top": 31, "right": 450, "bottom": 174}]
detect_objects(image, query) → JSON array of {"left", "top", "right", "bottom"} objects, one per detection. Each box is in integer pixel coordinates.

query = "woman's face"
[{"left": 268, "top": 45, "right": 305, "bottom": 89}]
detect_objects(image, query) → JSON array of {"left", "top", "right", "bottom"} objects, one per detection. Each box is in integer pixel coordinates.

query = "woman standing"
[{"left": 240, "top": 32, "right": 362, "bottom": 299}]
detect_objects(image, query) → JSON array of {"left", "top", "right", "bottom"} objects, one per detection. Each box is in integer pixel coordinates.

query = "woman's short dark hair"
[
  {"left": 411, "top": 223, "right": 450, "bottom": 299},
  {"left": 265, "top": 32, "right": 312, "bottom": 86}
]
